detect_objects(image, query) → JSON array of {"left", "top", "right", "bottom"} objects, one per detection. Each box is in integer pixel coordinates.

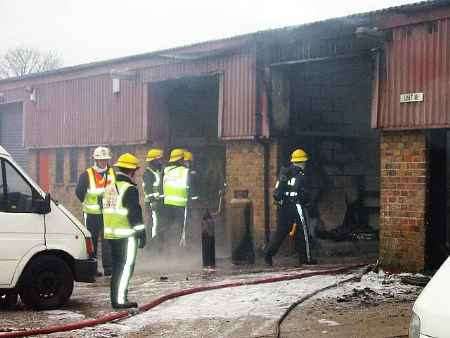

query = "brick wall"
[
  {"left": 268, "top": 141, "right": 280, "bottom": 236},
  {"left": 225, "top": 140, "right": 279, "bottom": 252},
  {"left": 379, "top": 130, "right": 427, "bottom": 272}
]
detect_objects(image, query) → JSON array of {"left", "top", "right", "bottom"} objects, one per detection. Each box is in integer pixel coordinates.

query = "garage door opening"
[
  {"left": 147, "top": 75, "right": 227, "bottom": 258},
  {"left": 272, "top": 55, "right": 380, "bottom": 262},
  {"left": 0, "top": 102, "right": 27, "bottom": 171}
]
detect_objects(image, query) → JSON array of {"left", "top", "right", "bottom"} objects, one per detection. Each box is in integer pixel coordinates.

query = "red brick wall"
[
  {"left": 379, "top": 131, "right": 427, "bottom": 272},
  {"left": 225, "top": 140, "right": 279, "bottom": 251}
]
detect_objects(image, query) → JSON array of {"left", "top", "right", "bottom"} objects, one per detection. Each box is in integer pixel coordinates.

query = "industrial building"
[{"left": 1, "top": 0, "right": 449, "bottom": 272}]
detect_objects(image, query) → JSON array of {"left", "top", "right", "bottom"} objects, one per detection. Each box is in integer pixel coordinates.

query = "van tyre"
[{"left": 19, "top": 255, "right": 74, "bottom": 310}]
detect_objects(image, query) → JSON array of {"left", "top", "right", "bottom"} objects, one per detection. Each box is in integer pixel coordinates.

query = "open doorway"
[
  {"left": 427, "top": 129, "right": 448, "bottom": 270},
  {"left": 148, "top": 75, "right": 226, "bottom": 253},
  {"left": 0, "top": 102, "right": 27, "bottom": 171},
  {"left": 272, "top": 55, "right": 380, "bottom": 262}
]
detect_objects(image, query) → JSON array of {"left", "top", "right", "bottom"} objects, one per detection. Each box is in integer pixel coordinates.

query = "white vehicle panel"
[{"left": 413, "top": 257, "right": 450, "bottom": 338}]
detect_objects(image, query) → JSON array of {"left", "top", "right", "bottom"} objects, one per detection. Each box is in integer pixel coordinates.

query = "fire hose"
[
  {"left": 275, "top": 265, "right": 373, "bottom": 338},
  {"left": 0, "top": 264, "right": 367, "bottom": 338}
]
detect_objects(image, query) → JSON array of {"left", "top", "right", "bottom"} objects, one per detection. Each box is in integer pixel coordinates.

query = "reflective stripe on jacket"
[
  {"left": 163, "top": 165, "right": 188, "bottom": 207},
  {"left": 103, "top": 181, "right": 145, "bottom": 239},
  {"left": 82, "top": 167, "right": 115, "bottom": 214},
  {"left": 143, "top": 167, "right": 161, "bottom": 203}
]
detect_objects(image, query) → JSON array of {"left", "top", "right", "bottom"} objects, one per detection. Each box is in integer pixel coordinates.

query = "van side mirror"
[{"left": 35, "top": 193, "right": 51, "bottom": 214}]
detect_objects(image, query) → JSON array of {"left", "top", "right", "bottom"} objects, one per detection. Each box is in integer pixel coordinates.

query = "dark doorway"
[
  {"left": 427, "top": 129, "right": 448, "bottom": 269},
  {"left": 272, "top": 55, "right": 380, "bottom": 262},
  {"left": 0, "top": 102, "right": 28, "bottom": 171},
  {"left": 147, "top": 75, "right": 226, "bottom": 253}
]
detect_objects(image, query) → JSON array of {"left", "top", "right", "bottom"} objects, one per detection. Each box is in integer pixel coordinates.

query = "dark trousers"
[
  {"left": 85, "top": 214, "right": 112, "bottom": 273},
  {"left": 265, "top": 202, "right": 310, "bottom": 263},
  {"left": 108, "top": 237, "right": 137, "bottom": 305}
]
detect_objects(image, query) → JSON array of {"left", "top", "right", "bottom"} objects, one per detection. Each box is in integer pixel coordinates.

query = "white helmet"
[{"left": 93, "top": 146, "right": 111, "bottom": 160}]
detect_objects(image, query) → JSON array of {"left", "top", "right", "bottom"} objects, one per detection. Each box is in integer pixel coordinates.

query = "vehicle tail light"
[{"left": 85, "top": 237, "right": 95, "bottom": 257}]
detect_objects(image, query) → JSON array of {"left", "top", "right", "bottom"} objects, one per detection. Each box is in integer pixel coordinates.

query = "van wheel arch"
[{"left": 18, "top": 250, "right": 75, "bottom": 286}]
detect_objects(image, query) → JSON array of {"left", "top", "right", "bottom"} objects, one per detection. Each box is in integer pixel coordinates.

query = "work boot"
[
  {"left": 264, "top": 255, "right": 273, "bottom": 267},
  {"left": 112, "top": 301, "right": 138, "bottom": 309}
]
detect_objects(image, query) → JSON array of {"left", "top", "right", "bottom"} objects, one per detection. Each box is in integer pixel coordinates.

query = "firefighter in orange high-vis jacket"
[{"left": 76, "top": 146, "right": 115, "bottom": 277}]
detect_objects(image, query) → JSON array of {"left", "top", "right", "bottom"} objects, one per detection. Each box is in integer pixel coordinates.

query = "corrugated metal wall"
[
  {"left": 0, "top": 103, "right": 28, "bottom": 169},
  {"left": 4, "top": 46, "right": 257, "bottom": 147},
  {"left": 142, "top": 49, "right": 257, "bottom": 140},
  {"left": 377, "top": 18, "right": 450, "bottom": 129},
  {"left": 25, "top": 75, "right": 146, "bottom": 147}
]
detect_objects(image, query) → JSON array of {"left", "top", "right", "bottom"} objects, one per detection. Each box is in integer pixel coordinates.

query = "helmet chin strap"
[{"left": 93, "top": 164, "right": 108, "bottom": 173}]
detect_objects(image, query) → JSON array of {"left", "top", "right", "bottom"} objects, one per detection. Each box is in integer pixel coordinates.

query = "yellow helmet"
[
  {"left": 169, "top": 148, "right": 185, "bottom": 163},
  {"left": 146, "top": 148, "right": 163, "bottom": 162},
  {"left": 184, "top": 151, "right": 193, "bottom": 161},
  {"left": 291, "top": 148, "right": 308, "bottom": 163},
  {"left": 114, "top": 153, "right": 140, "bottom": 169}
]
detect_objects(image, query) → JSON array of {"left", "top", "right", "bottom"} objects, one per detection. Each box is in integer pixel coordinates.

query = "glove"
[
  {"left": 137, "top": 231, "right": 146, "bottom": 249},
  {"left": 279, "top": 166, "right": 291, "bottom": 183},
  {"left": 273, "top": 188, "right": 283, "bottom": 202}
]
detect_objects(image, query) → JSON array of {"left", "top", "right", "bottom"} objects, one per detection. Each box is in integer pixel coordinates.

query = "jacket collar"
[{"left": 116, "top": 172, "right": 136, "bottom": 186}]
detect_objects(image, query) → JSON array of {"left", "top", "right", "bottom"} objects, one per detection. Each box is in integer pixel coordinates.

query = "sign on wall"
[{"left": 400, "top": 92, "right": 424, "bottom": 103}]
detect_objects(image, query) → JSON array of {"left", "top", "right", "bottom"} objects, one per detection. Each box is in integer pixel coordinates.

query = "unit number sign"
[{"left": 400, "top": 92, "right": 424, "bottom": 103}]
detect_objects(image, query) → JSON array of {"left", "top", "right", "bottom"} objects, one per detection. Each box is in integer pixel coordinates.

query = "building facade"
[{"left": 1, "top": 0, "right": 450, "bottom": 272}]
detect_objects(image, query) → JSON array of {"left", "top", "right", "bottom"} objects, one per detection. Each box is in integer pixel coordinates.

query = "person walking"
[{"left": 265, "top": 148, "right": 316, "bottom": 266}]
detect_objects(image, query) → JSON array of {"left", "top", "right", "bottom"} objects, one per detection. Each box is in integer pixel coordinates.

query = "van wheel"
[
  {"left": 19, "top": 255, "right": 74, "bottom": 310},
  {"left": 0, "top": 291, "right": 18, "bottom": 310}
]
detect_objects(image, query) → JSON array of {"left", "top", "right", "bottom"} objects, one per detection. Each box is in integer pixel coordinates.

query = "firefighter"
[
  {"left": 142, "top": 148, "right": 164, "bottom": 240},
  {"left": 76, "top": 146, "right": 114, "bottom": 276},
  {"left": 180, "top": 150, "right": 198, "bottom": 247},
  {"left": 102, "top": 153, "right": 146, "bottom": 309},
  {"left": 264, "top": 148, "right": 316, "bottom": 267},
  {"left": 163, "top": 148, "right": 189, "bottom": 249}
]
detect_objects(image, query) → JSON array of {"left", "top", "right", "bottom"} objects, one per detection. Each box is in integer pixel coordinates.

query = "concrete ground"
[{"left": 0, "top": 250, "right": 421, "bottom": 338}]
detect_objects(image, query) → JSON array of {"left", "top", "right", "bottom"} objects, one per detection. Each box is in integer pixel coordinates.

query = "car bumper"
[{"left": 73, "top": 258, "right": 97, "bottom": 283}]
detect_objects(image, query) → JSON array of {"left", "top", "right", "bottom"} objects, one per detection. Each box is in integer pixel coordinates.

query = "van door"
[{"left": 0, "top": 158, "right": 45, "bottom": 286}]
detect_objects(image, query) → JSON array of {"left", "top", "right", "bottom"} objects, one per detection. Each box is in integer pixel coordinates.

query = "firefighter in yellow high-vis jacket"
[{"left": 102, "top": 153, "right": 146, "bottom": 309}]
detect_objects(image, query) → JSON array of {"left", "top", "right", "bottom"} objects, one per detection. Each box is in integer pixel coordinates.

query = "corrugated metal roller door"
[{"left": 0, "top": 103, "right": 28, "bottom": 170}]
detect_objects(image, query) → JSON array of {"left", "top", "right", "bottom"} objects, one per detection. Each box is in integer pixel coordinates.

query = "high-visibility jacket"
[
  {"left": 163, "top": 165, "right": 189, "bottom": 207},
  {"left": 103, "top": 181, "right": 145, "bottom": 239},
  {"left": 143, "top": 167, "right": 162, "bottom": 203},
  {"left": 82, "top": 167, "right": 115, "bottom": 215}
]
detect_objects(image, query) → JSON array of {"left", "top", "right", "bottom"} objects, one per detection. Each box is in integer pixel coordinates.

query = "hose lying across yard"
[
  {"left": 0, "top": 264, "right": 368, "bottom": 338},
  {"left": 275, "top": 268, "right": 371, "bottom": 338}
]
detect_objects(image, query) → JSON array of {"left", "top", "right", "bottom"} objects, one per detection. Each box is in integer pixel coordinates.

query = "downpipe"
[{"left": 0, "top": 264, "right": 368, "bottom": 338}]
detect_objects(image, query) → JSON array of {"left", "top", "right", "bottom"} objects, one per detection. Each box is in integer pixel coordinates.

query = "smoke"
[{"left": 135, "top": 208, "right": 212, "bottom": 274}]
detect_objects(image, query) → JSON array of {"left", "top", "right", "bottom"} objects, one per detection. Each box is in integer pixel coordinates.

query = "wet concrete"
[{"left": 0, "top": 251, "right": 418, "bottom": 338}]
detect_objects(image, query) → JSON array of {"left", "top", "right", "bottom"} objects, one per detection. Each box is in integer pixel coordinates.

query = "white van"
[
  {"left": 0, "top": 146, "right": 96, "bottom": 310},
  {"left": 409, "top": 257, "right": 450, "bottom": 338}
]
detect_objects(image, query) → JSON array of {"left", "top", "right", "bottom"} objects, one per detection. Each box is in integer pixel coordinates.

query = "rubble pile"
[{"left": 316, "top": 270, "right": 423, "bottom": 307}]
